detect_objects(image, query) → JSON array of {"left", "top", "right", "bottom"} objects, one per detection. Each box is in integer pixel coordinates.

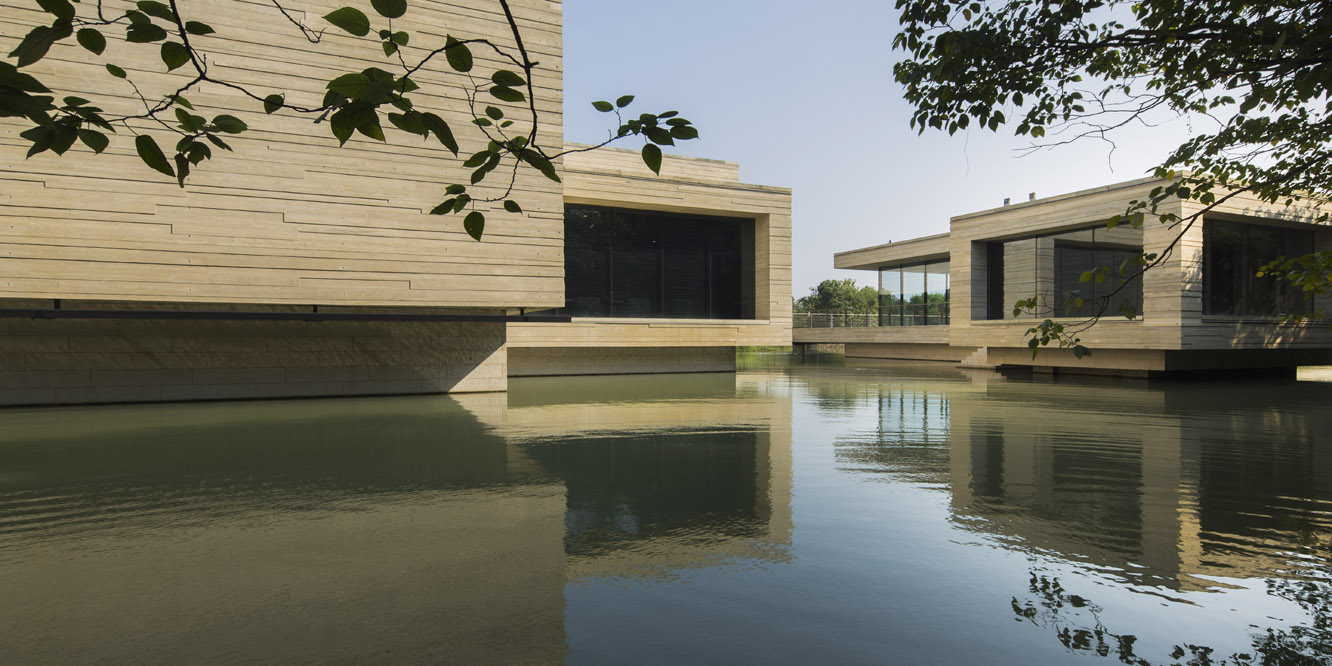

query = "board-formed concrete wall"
[
  {"left": 0, "top": 0, "right": 565, "bottom": 404},
  {"left": 0, "top": 0, "right": 565, "bottom": 309}
]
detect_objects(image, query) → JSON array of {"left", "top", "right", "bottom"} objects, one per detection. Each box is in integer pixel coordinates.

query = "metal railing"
[{"left": 793, "top": 303, "right": 950, "bottom": 329}]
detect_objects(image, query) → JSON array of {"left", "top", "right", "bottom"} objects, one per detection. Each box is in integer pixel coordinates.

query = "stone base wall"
[
  {"left": 0, "top": 314, "right": 506, "bottom": 406},
  {"left": 844, "top": 342, "right": 975, "bottom": 363},
  {"left": 508, "top": 346, "right": 736, "bottom": 377}
]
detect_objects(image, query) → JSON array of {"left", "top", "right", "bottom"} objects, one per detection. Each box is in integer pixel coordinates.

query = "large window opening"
[
  {"left": 877, "top": 260, "right": 950, "bottom": 326},
  {"left": 1203, "top": 219, "right": 1314, "bottom": 317},
  {"left": 980, "top": 225, "right": 1144, "bottom": 320},
  {"left": 561, "top": 205, "right": 756, "bottom": 319}
]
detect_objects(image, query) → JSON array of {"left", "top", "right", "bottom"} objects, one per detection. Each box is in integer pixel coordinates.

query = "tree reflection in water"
[{"left": 1012, "top": 548, "right": 1332, "bottom": 665}]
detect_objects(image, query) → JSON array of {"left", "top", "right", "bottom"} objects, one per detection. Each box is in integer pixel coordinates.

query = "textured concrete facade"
[{"left": 827, "top": 178, "right": 1332, "bottom": 375}]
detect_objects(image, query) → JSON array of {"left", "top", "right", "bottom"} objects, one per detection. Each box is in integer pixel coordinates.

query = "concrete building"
[
  {"left": 0, "top": 0, "right": 791, "bottom": 405},
  {"left": 798, "top": 177, "right": 1332, "bottom": 376},
  {"left": 508, "top": 145, "right": 792, "bottom": 377}
]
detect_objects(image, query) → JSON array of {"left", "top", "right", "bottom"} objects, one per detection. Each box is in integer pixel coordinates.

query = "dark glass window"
[
  {"left": 1203, "top": 219, "right": 1314, "bottom": 316},
  {"left": 980, "top": 226, "right": 1144, "bottom": 320},
  {"left": 560, "top": 205, "right": 755, "bottom": 319},
  {"left": 985, "top": 242, "right": 1005, "bottom": 320},
  {"left": 1052, "top": 240, "right": 1144, "bottom": 317}
]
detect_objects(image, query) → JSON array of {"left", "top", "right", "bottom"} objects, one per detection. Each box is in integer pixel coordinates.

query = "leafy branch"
[
  {"left": 2, "top": 0, "right": 699, "bottom": 240},
  {"left": 892, "top": 0, "right": 1332, "bottom": 349}
]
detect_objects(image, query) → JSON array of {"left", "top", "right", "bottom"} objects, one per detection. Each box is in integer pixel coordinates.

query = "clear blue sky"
[{"left": 562, "top": 0, "right": 1192, "bottom": 299}]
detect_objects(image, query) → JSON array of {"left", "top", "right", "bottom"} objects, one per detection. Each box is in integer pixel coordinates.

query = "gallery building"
[
  {"left": 0, "top": 0, "right": 791, "bottom": 406},
  {"left": 799, "top": 177, "right": 1332, "bottom": 376}
]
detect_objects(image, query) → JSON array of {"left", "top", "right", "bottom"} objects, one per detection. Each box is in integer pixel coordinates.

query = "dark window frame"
[
  {"left": 980, "top": 225, "right": 1144, "bottom": 321},
  {"left": 559, "top": 204, "right": 756, "bottom": 320},
  {"left": 1202, "top": 218, "right": 1315, "bottom": 317}
]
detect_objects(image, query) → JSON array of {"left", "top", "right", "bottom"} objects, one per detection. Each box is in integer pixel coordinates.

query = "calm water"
[{"left": 1, "top": 356, "right": 1330, "bottom": 665}]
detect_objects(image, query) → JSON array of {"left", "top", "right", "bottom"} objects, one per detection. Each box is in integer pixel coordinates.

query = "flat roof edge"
[
  {"left": 833, "top": 232, "right": 951, "bottom": 260},
  {"left": 951, "top": 176, "right": 1164, "bottom": 221}
]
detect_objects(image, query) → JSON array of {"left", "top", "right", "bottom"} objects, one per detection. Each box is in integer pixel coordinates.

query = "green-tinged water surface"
[{"left": 1, "top": 355, "right": 1330, "bottom": 665}]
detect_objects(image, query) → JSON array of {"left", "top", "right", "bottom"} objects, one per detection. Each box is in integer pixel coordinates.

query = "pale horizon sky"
[{"left": 561, "top": 0, "right": 1197, "bottom": 300}]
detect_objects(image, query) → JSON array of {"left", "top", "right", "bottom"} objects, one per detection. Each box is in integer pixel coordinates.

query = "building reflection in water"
[
  {"left": 815, "top": 366, "right": 1332, "bottom": 661},
  {"left": 0, "top": 372, "right": 793, "bottom": 665}
]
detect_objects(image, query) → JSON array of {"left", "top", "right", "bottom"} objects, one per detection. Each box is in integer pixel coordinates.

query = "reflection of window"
[
  {"left": 1203, "top": 219, "right": 1313, "bottom": 316},
  {"left": 878, "top": 261, "right": 950, "bottom": 326},
  {"left": 981, "top": 226, "right": 1144, "bottom": 320},
  {"left": 561, "top": 205, "right": 755, "bottom": 319}
]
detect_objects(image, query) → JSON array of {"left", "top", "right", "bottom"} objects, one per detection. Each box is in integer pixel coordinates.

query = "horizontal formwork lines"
[{"left": 0, "top": 0, "right": 566, "bottom": 308}]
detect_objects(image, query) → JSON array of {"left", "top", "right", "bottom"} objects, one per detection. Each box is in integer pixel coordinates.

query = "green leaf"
[
  {"left": 326, "top": 73, "right": 376, "bottom": 99},
  {"left": 452, "top": 193, "right": 470, "bottom": 212},
  {"left": 485, "top": 105, "right": 503, "bottom": 120},
  {"left": 20, "top": 126, "right": 54, "bottom": 157},
  {"left": 76, "top": 28, "right": 105, "bottom": 55},
  {"left": 382, "top": 41, "right": 397, "bottom": 56},
  {"left": 491, "top": 70, "right": 525, "bottom": 87},
  {"left": 489, "top": 86, "right": 524, "bottom": 103},
  {"left": 420, "top": 112, "right": 457, "bottom": 154},
  {"left": 136, "top": 1, "right": 175, "bottom": 21},
  {"left": 355, "top": 116, "right": 385, "bottom": 141},
  {"left": 9, "top": 20, "right": 73, "bottom": 67},
  {"left": 669, "top": 124, "right": 698, "bottom": 140},
  {"left": 641, "top": 143, "right": 662, "bottom": 174},
  {"left": 46, "top": 125, "right": 77, "bottom": 155},
  {"left": 472, "top": 117, "right": 491, "bottom": 127},
  {"left": 135, "top": 134, "right": 175, "bottom": 177},
  {"left": 174, "top": 153, "right": 190, "bottom": 187},
  {"left": 370, "top": 0, "right": 407, "bottom": 19},
  {"left": 615, "top": 94, "right": 634, "bottom": 108},
  {"left": 592, "top": 100, "right": 613, "bottom": 112},
  {"left": 185, "top": 21, "right": 215, "bottom": 36},
  {"left": 323, "top": 7, "right": 371, "bottom": 36},
  {"left": 173, "top": 95, "right": 194, "bottom": 110},
  {"left": 470, "top": 153, "right": 501, "bottom": 184},
  {"left": 160, "top": 41, "right": 190, "bottom": 71},
  {"left": 463, "top": 211, "right": 485, "bottom": 241},
  {"left": 62, "top": 96, "right": 88, "bottom": 107},
  {"left": 444, "top": 36, "right": 472, "bottom": 72},
  {"left": 503, "top": 200, "right": 522, "bottom": 214},
  {"left": 645, "top": 126, "right": 673, "bottom": 145},
  {"left": 387, "top": 111, "right": 425, "bottom": 136},
  {"left": 77, "top": 129, "right": 108, "bottom": 153},
  {"left": 37, "top": 0, "right": 76, "bottom": 20},
  {"left": 211, "top": 114, "right": 247, "bottom": 133},
  {"left": 429, "top": 199, "right": 456, "bottom": 215},
  {"left": 520, "top": 150, "right": 559, "bottom": 182},
  {"left": 204, "top": 133, "right": 232, "bottom": 151},
  {"left": 462, "top": 150, "right": 490, "bottom": 168},
  {"left": 330, "top": 121, "right": 353, "bottom": 146},
  {"left": 187, "top": 140, "right": 211, "bottom": 165},
  {"left": 106, "top": 63, "right": 127, "bottom": 78},
  {"left": 445, "top": 184, "right": 465, "bottom": 195},
  {"left": 175, "top": 108, "right": 203, "bottom": 131},
  {"left": 391, "top": 31, "right": 409, "bottom": 46},
  {"left": 126, "top": 22, "right": 167, "bottom": 43},
  {"left": 263, "top": 94, "right": 284, "bottom": 114}
]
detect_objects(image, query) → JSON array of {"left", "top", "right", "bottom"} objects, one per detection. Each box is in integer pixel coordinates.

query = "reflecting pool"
[{"left": 1, "top": 356, "right": 1329, "bottom": 664}]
